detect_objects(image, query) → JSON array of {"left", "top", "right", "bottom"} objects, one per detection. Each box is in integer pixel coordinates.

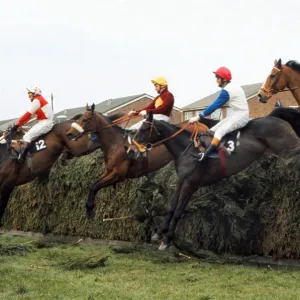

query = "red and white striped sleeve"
[{"left": 16, "top": 99, "right": 41, "bottom": 126}]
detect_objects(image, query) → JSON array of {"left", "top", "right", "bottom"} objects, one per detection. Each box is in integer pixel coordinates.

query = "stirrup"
[
  {"left": 191, "top": 151, "right": 205, "bottom": 161},
  {"left": 18, "top": 153, "right": 26, "bottom": 163}
]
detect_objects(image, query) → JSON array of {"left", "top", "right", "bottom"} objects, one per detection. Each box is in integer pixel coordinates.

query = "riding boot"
[{"left": 18, "top": 142, "right": 30, "bottom": 163}]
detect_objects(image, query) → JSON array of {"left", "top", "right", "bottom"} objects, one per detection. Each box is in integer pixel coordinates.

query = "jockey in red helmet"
[{"left": 189, "top": 67, "right": 249, "bottom": 161}]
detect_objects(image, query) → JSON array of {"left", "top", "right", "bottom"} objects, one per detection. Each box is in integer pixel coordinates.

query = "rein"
[
  {"left": 133, "top": 122, "right": 200, "bottom": 152},
  {"left": 71, "top": 114, "right": 141, "bottom": 139}
]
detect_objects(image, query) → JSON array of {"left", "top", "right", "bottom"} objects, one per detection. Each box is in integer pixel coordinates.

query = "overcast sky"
[{"left": 1, "top": 0, "right": 299, "bottom": 120}]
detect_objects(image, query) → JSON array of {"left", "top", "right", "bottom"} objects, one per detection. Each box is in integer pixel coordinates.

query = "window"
[
  {"left": 211, "top": 109, "right": 222, "bottom": 120},
  {"left": 184, "top": 112, "right": 193, "bottom": 120},
  {"left": 196, "top": 110, "right": 203, "bottom": 115}
]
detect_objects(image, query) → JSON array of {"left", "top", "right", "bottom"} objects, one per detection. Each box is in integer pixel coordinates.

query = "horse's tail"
[{"left": 269, "top": 107, "right": 300, "bottom": 137}]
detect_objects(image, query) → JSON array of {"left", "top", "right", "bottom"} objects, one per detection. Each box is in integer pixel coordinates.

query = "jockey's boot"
[
  {"left": 192, "top": 137, "right": 219, "bottom": 162},
  {"left": 18, "top": 142, "right": 30, "bottom": 163},
  {"left": 196, "top": 144, "right": 217, "bottom": 161}
]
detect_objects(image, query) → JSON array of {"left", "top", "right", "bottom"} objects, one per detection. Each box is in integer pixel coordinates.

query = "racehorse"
[
  {"left": 133, "top": 109, "right": 300, "bottom": 250},
  {"left": 258, "top": 59, "right": 300, "bottom": 105},
  {"left": 66, "top": 104, "right": 209, "bottom": 219},
  {"left": 0, "top": 113, "right": 122, "bottom": 224}
]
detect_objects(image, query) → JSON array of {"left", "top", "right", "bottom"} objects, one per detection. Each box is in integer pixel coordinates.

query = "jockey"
[
  {"left": 126, "top": 76, "right": 174, "bottom": 132},
  {"left": 11, "top": 86, "right": 54, "bottom": 163},
  {"left": 189, "top": 67, "right": 249, "bottom": 161}
]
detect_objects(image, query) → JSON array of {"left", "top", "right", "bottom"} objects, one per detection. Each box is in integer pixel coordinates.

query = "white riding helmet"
[{"left": 27, "top": 85, "right": 42, "bottom": 95}]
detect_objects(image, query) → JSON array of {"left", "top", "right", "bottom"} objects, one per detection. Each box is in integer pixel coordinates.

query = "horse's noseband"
[{"left": 70, "top": 114, "right": 95, "bottom": 140}]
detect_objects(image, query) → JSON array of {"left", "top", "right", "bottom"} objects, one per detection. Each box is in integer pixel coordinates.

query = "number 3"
[{"left": 226, "top": 140, "right": 235, "bottom": 152}]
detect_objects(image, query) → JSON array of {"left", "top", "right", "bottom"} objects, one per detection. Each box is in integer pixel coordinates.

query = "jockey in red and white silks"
[{"left": 11, "top": 86, "right": 54, "bottom": 162}]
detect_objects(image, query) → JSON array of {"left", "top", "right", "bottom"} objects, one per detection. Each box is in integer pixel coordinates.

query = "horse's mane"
[
  {"left": 71, "top": 112, "right": 124, "bottom": 122},
  {"left": 155, "top": 121, "right": 192, "bottom": 138},
  {"left": 154, "top": 118, "right": 219, "bottom": 137},
  {"left": 285, "top": 60, "right": 300, "bottom": 74},
  {"left": 269, "top": 107, "right": 300, "bottom": 137},
  {"left": 0, "top": 143, "right": 9, "bottom": 163},
  {"left": 197, "top": 118, "right": 219, "bottom": 128}
]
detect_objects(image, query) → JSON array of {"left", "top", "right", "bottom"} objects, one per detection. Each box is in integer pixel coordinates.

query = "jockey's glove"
[
  {"left": 139, "top": 110, "right": 147, "bottom": 117},
  {"left": 189, "top": 115, "right": 200, "bottom": 123},
  {"left": 11, "top": 124, "right": 19, "bottom": 132},
  {"left": 128, "top": 110, "right": 136, "bottom": 116}
]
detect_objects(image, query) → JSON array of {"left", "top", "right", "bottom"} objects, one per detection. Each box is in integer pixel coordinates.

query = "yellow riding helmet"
[{"left": 151, "top": 76, "right": 168, "bottom": 87}]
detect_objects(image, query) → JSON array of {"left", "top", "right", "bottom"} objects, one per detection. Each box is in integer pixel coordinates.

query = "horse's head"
[
  {"left": 133, "top": 112, "right": 161, "bottom": 152},
  {"left": 67, "top": 103, "right": 96, "bottom": 140},
  {"left": 257, "top": 58, "right": 288, "bottom": 103}
]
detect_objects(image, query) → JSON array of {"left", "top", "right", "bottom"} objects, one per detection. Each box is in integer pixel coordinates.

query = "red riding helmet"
[{"left": 213, "top": 67, "right": 232, "bottom": 81}]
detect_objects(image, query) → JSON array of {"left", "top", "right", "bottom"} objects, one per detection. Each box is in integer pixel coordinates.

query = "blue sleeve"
[{"left": 200, "top": 90, "right": 230, "bottom": 118}]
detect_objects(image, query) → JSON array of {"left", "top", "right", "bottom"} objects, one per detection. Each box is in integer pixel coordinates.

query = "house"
[
  {"left": 54, "top": 93, "right": 181, "bottom": 127},
  {"left": 181, "top": 83, "right": 298, "bottom": 121},
  {"left": 0, "top": 93, "right": 181, "bottom": 130}
]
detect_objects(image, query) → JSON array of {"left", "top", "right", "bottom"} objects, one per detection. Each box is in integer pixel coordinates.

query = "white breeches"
[
  {"left": 23, "top": 120, "right": 54, "bottom": 142},
  {"left": 129, "top": 114, "right": 170, "bottom": 131},
  {"left": 210, "top": 111, "right": 249, "bottom": 141}
]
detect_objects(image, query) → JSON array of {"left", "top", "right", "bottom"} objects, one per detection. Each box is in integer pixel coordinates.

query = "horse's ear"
[
  {"left": 91, "top": 103, "right": 95, "bottom": 114},
  {"left": 274, "top": 59, "right": 278, "bottom": 65},
  {"left": 147, "top": 111, "right": 153, "bottom": 122},
  {"left": 277, "top": 58, "right": 282, "bottom": 69},
  {"left": 86, "top": 103, "right": 90, "bottom": 111}
]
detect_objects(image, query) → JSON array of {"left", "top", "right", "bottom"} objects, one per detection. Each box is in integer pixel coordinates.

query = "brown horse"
[
  {"left": 133, "top": 110, "right": 300, "bottom": 250},
  {"left": 257, "top": 59, "right": 300, "bottom": 105},
  {"left": 0, "top": 114, "right": 123, "bottom": 223},
  {"left": 66, "top": 104, "right": 209, "bottom": 218}
]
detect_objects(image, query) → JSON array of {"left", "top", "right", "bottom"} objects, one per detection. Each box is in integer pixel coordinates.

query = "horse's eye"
[
  {"left": 82, "top": 118, "right": 87, "bottom": 122},
  {"left": 270, "top": 74, "right": 276, "bottom": 79}
]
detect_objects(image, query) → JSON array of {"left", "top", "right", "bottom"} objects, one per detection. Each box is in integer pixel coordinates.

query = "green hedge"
[{"left": 3, "top": 150, "right": 300, "bottom": 258}]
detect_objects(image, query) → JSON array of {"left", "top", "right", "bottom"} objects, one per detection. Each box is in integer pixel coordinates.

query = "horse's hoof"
[
  {"left": 86, "top": 210, "right": 95, "bottom": 220},
  {"left": 151, "top": 233, "right": 161, "bottom": 243},
  {"left": 158, "top": 241, "right": 169, "bottom": 251}
]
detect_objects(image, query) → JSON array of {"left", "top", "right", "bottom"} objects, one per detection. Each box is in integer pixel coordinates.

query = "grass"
[{"left": 0, "top": 236, "right": 300, "bottom": 300}]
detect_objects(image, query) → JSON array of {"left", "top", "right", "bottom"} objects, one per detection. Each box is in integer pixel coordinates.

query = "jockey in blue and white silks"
[{"left": 189, "top": 67, "right": 249, "bottom": 161}]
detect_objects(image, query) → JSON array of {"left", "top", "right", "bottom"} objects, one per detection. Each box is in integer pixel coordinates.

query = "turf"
[{"left": 1, "top": 236, "right": 300, "bottom": 300}]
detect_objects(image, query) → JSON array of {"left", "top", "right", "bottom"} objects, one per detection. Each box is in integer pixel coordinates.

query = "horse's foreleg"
[
  {"left": 0, "top": 186, "right": 15, "bottom": 225},
  {"left": 152, "top": 181, "right": 183, "bottom": 242},
  {"left": 159, "top": 180, "right": 197, "bottom": 250},
  {"left": 85, "top": 170, "right": 121, "bottom": 219}
]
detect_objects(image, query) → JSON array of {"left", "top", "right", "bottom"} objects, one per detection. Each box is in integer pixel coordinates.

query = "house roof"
[
  {"left": 0, "top": 93, "right": 153, "bottom": 130},
  {"left": 182, "top": 82, "right": 262, "bottom": 110},
  {"left": 0, "top": 118, "right": 19, "bottom": 131},
  {"left": 0, "top": 118, "right": 16, "bottom": 127},
  {"left": 53, "top": 93, "right": 152, "bottom": 120}
]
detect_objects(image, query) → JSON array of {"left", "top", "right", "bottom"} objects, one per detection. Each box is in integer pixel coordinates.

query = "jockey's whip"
[{"left": 102, "top": 216, "right": 133, "bottom": 222}]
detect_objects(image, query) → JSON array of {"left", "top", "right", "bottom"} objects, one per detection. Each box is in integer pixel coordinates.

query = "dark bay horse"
[
  {"left": 66, "top": 104, "right": 210, "bottom": 219},
  {"left": 134, "top": 109, "right": 300, "bottom": 250},
  {"left": 258, "top": 59, "right": 300, "bottom": 105},
  {"left": 0, "top": 114, "right": 122, "bottom": 223}
]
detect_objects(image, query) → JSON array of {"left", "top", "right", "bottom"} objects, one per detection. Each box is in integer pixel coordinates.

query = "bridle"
[
  {"left": 260, "top": 66, "right": 300, "bottom": 98},
  {"left": 69, "top": 112, "right": 140, "bottom": 140}
]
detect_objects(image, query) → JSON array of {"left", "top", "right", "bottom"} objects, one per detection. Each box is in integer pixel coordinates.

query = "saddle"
[
  {"left": 10, "top": 135, "right": 48, "bottom": 158},
  {"left": 196, "top": 130, "right": 241, "bottom": 158}
]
